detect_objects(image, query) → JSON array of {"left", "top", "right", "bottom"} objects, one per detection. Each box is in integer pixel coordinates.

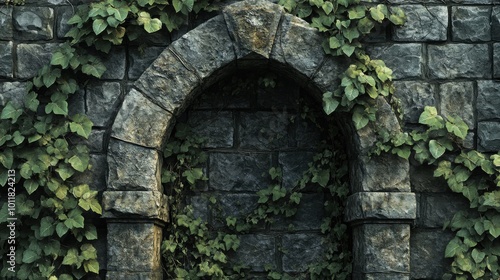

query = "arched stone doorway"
[{"left": 102, "top": 0, "right": 416, "bottom": 279}]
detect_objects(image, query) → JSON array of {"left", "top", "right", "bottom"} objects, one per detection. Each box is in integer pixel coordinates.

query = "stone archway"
[{"left": 102, "top": 0, "right": 416, "bottom": 279}]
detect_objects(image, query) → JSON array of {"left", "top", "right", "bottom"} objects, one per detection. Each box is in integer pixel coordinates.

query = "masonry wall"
[{"left": 1, "top": 0, "right": 500, "bottom": 279}]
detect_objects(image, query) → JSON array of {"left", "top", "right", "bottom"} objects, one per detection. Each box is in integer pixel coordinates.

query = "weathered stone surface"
[
  {"left": 111, "top": 89, "right": 174, "bottom": 149},
  {"left": 223, "top": 0, "right": 283, "bottom": 58},
  {"left": 128, "top": 46, "right": 164, "bottom": 80},
  {"left": 0, "top": 42, "right": 13, "bottom": 78},
  {"left": 278, "top": 152, "right": 315, "bottom": 190},
  {"left": 411, "top": 230, "right": 453, "bottom": 279},
  {"left": 105, "top": 271, "right": 162, "bottom": 280},
  {"left": 86, "top": 82, "right": 121, "bottom": 127},
  {"left": 272, "top": 193, "right": 324, "bottom": 230},
  {"left": 452, "top": 6, "right": 491, "bottom": 42},
  {"left": 438, "top": 82, "right": 475, "bottom": 128},
  {"left": 13, "top": 7, "right": 54, "bottom": 40},
  {"left": 25, "top": 0, "right": 68, "bottom": 4},
  {"left": 410, "top": 164, "right": 448, "bottom": 193},
  {"left": 16, "top": 43, "right": 59, "bottom": 78},
  {"left": 230, "top": 234, "right": 276, "bottom": 271},
  {"left": 478, "top": 80, "right": 500, "bottom": 121},
  {"left": 419, "top": 194, "right": 468, "bottom": 228},
  {"left": 239, "top": 111, "right": 291, "bottom": 150},
  {"left": 392, "top": 5, "right": 447, "bottom": 42},
  {"left": 495, "top": 43, "right": 500, "bottom": 78},
  {"left": 102, "top": 190, "right": 168, "bottom": 221},
  {"left": 68, "top": 88, "right": 85, "bottom": 115},
  {"left": 282, "top": 234, "right": 324, "bottom": 272},
  {"left": 87, "top": 129, "right": 105, "bottom": 153},
  {"left": 73, "top": 154, "right": 106, "bottom": 192},
  {"left": 172, "top": 16, "right": 235, "bottom": 81},
  {"left": 189, "top": 195, "right": 209, "bottom": 221},
  {"left": 56, "top": 6, "right": 72, "bottom": 38},
  {"left": 101, "top": 47, "right": 126, "bottom": 80},
  {"left": 394, "top": 81, "right": 435, "bottom": 124},
  {"left": 209, "top": 152, "right": 271, "bottom": 191},
  {"left": 351, "top": 153, "right": 410, "bottom": 192},
  {"left": 478, "top": 121, "right": 500, "bottom": 152},
  {"left": 0, "top": 6, "right": 13, "bottom": 40},
  {"left": 0, "top": 81, "right": 26, "bottom": 107},
  {"left": 493, "top": 7, "right": 500, "bottom": 41},
  {"left": 187, "top": 110, "right": 234, "bottom": 148},
  {"left": 353, "top": 224, "right": 410, "bottom": 274},
  {"left": 367, "top": 44, "right": 422, "bottom": 79},
  {"left": 107, "top": 139, "right": 162, "bottom": 191},
  {"left": 107, "top": 223, "right": 163, "bottom": 273},
  {"left": 428, "top": 44, "right": 491, "bottom": 79},
  {"left": 134, "top": 49, "right": 199, "bottom": 115},
  {"left": 214, "top": 193, "right": 259, "bottom": 223},
  {"left": 311, "top": 56, "right": 345, "bottom": 93},
  {"left": 296, "top": 117, "right": 322, "bottom": 149},
  {"left": 345, "top": 192, "right": 416, "bottom": 222}
]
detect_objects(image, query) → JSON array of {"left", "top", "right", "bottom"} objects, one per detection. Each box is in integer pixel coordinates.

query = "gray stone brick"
[
  {"left": 0, "top": 6, "right": 13, "bottom": 40},
  {"left": 411, "top": 230, "right": 453, "bottom": 280},
  {"left": 392, "top": 5, "right": 447, "bottom": 42},
  {"left": 85, "top": 82, "right": 121, "bottom": 127},
  {"left": 478, "top": 80, "right": 500, "bottom": 121},
  {"left": 229, "top": 234, "right": 276, "bottom": 272},
  {"left": 68, "top": 88, "right": 85, "bottom": 116},
  {"left": 452, "top": 6, "right": 491, "bottom": 42},
  {"left": 239, "top": 111, "right": 291, "bottom": 150},
  {"left": 494, "top": 43, "right": 500, "bottom": 78},
  {"left": 345, "top": 192, "right": 416, "bottom": 222},
  {"left": 128, "top": 46, "right": 164, "bottom": 80},
  {"left": 16, "top": 43, "right": 59, "bottom": 79},
  {"left": 87, "top": 129, "right": 105, "bottom": 153},
  {"left": 438, "top": 82, "right": 475, "bottom": 129},
  {"left": 282, "top": 234, "right": 324, "bottom": 273},
  {"left": 56, "top": 6, "right": 73, "bottom": 38},
  {"left": 367, "top": 44, "right": 422, "bottom": 79},
  {"left": 0, "top": 81, "right": 26, "bottom": 107},
  {"left": 100, "top": 47, "right": 126, "bottom": 80},
  {"left": 209, "top": 152, "right": 271, "bottom": 192},
  {"left": 214, "top": 193, "right": 259, "bottom": 224},
  {"left": 393, "top": 81, "right": 435, "bottom": 124},
  {"left": 492, "top": 7, "right": 500, "bottom": 41},
  {"left": 428, "top": 44, "right": 491, "bottom": 79},
  {"left": 0, "top": 42, "right": 13, "bottom": 78},
  {"left": 478, "top": 121, "right": 500, "bottom": 152},
  {"left": 271, "top": 193, "right": 324, "bottom": 230},
  {"left": 419, "top": 194, "right": 468, "bottom": 228},
  {"left": 13, "top": 6, "right": 54, "bottom": 40},
  {"left": 187, "top": 110, "right": 234, "bottom": 148},
  {"left": 278, "top": 151, "right": 314, "bottom": 190},
  {"left": 73, "top": 154, "right": 106, "bottom": 192}
]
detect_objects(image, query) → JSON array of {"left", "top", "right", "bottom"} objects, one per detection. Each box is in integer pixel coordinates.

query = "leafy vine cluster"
[{"left": 0, "top": 0, "right": 499, "bottom": 279}]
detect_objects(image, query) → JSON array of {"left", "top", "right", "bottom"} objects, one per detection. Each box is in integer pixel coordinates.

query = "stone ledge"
[
  {"left": 345, "top": 192, "right": 416, "bottom": 222},
  {"left": 102, "top": 191, "right": 169, "bottom": 222}
]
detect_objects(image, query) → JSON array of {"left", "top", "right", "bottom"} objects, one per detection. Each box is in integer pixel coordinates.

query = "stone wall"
[{"left": 1, "top": 0, "right": 500, "bottom": 279}]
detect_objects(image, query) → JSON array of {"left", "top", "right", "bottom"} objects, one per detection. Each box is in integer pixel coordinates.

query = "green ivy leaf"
[
  {"left": 429, "top": 139, "right": 446, "bottom": 159},
  {"left": 24, "top": 180, "right": 39, "bottom": 195},
  {"left": 312, "top": 169, "right": 329, "bottom": 187},
  {"left": 84, "top": 259, "right": 100, "bottom": 273},
  {"left": 45, "top": 100, "right": 69, "bottom": 116},
  {"left": 445, "top": 237, "right": 464, "bottom": 258},
  {"left": 56, "top": 222, "right": 69, "bottom": 237},
  {"left": 322, "top": 91, "right": 339, "bottom": 115},
  {"left": 69, "top": 114, "right": 93, "bottom": 139},
  {"left": 341, "top": 44, "right": 356, "bottom": 57},
  {"left": 0, "top": 148, "right": 13, "bottom": 169},
  {"left": 40, "top": 216, "right": 55, "bottom": 237},
  {"left": 419, "top": 106, "right": 444, "bottom": 129},
  {"left": 1, "top": 102, "right": 23, "bottom": 123},
  {"left": 446, "top": 118, "right": 468, "bottom": 140},
  {"left": 92, "top": 18, "right": 108, "bottom": 35},
  {"left": 370, "top": 5, "right": 386, "bottom": 23},
  {"left": 352, "top": 106, "right": 369, "bottom": 130},
  {"left": 62, "top": 248, "right": 79, "bottom": 265},
  {"left": 22, "top": 249, "right": 40, "bottom": 264}
]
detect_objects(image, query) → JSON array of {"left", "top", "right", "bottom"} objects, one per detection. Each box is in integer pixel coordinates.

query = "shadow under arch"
[{"left": 103, "top": 0, "right": 416, "bottom": 279}]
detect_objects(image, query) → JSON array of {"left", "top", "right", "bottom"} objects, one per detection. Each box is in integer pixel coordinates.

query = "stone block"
[
  {"left": 392, "top": 5, "right": 447, "bottom": 42},
  {"left": 68, "top": 88, "right": 85, "bottom": 116},
  {"left": 419, "top": 193, "right": 468, "bottom": 228},
  {"left": 100, "top": 47, "right": 126, "bottom": 80},
  {"left": 296, "top": 117, "right": 322, "bottom": 149},
  {"left": 367, "top": 44, "right": 422, "bottom": 79},
  {"left": 0, "top": 81, "right": 26, "bottom": 107},
  {"left": 13, "top": 7, "right": 54, "bottom": 40},
  {"left": 493, "top": 7, "right": 500, "bottom": 41},
  {"left": 209, "top": 152, "right": 271, "bottom": 192},
  {"left": 229, "top": 234, "right": 276, "bottom": 272},
  {"left": 351, "top": 153, "right": 410, "bottom": 192},
  {"left": 105, "top": 271, "right": 162, "bottom": 279},
  {"left": 107, "top": 139, "right": 162, "bottom": 192},
  {"left": 213, "top": 193, "right": 259, "bottom": 225},
  {"left": 16, "top": 43, "right": 59, "bottom": 79},
  {"left": 73, "top": 154, "right": 106, "bottom": 192},
  {"left": 0, "top": 6, "right": 13, "bottom": 40},
  {"left": 186, "top": 110, "right": 234, "bottom": 148},
  {"left": 311, "top": 56, "right": 346, "bottom": 93},
  {"left": 171, "top": 15, "right": 235, "bottom": 81},
  {"left": 278, "top": 151, "right": 315, "bottom": 190},
  {"left": 107, "top": 223, "right": 163, "bottom": 273},
  {"left": 410, "top": 164, "right": 448, "bottom": 193},
  {"left": 56, "top": 6, "right": 73, "bottom": 38},
  {"left": 0, "top": 42, "right": 13, "bottom": 78},
  {"left": 223, "top": 0, "right": 283, "bottom": 58},
  {"left": 85, "top": 82, "right": 121, "bottom": 127},
  {"left": 438, "top": 82, "right": 475, "bottom": 129},
  {"left": 478, "top": 121, "right": 500, "bottom": 152},
  {"left": 345, "top": 192, "right": 416, "bottom": 222},
  {"left": 111, "top": 89, "right": 175, "bottom": 149},
  {"left": 87, "top": 129, "right": 105, "bottom": 153},
  {"left": 271, "top": 193, "right": 324, "bottom": 230},
  {"left": 393, "top": 81, "right": 435, "bottom": 124},
  {"left": 128, "top": 46, "right": 164, "bottom": 80},
  {"left": 428, "top": 44, "right": 491, "bottom": 79},
  {"left": 411, "top": 230, "right": 453, "bottom": 279},
  {"left": 134, "top": 49, "right": 199, "bottom": 116},
  {"left": 495, "top": 44, "right": 500, "bottom": 78},
  {"left": 239, "top": 111, "right": 291, "bottom": 150},
  {"left": 478, "top": 80, "right": 500, "bottom": 121},
  {"left": 282, "top": 234, "right": 324, "bottom": 273},
  {"left": 102, "top": 191, "right": 168, "bottom": 221},
  {"left": 189, "top": 195, "right": 209, "bottom": 221},
  {"left": 452, "top": 6, "right": 491, "bottom": 42}
]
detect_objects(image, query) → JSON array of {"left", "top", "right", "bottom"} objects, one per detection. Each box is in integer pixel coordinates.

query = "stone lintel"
[
  {"left": 102, "top": 191, "right": 169, "bottom": 222},
  {"left": 345, "top": 192, "right": 416, "bottom": 222}
]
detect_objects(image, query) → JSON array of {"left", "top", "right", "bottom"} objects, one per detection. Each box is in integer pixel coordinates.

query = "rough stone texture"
[
  {"left": 495, "top": 43, "right": 500, "bottom": 78},
  {"left": 392, "top": 5, "right": 448, "bottom": 42},
  {"left": 56, "top": 6, "right": 73, "bottom": 38},
  {"left": 478, "top": 121, "right": 500, "bottom": 152},
  {"left": 128, "top": 46, "right": 164, "bottom": 80},
  {"left": 100, "top": 47, "right": 126, "bottom": 80},
  {"left": 107, "top": 139, "right": 162, "bottom": 192},
  {"left": 13, "top": 7, "right": 54, "bottom": 40},
  {"left": 345, "top": 192, "right": 416, "bottom": 222},
  {"left": 271, "top": 193, "right": 324, "bottom": 230},
  {"left": 209, "top": 152, "right": 271, "bottom": 191},
  {"left": 0, "top": 81, "right": 26, "bottom": 107},
  {"left": 86, "top": 129, "right": 105, "bottom": 153},
  {"left": 0, "top": 42, "right": 13, "bottom": 78},
  {"left": 16, "top": 43, "right": 59, "bottom": 78},
  {"left": 393, "top": 81, "right": 435, "bottom": 124},
  {"left": 278, "top": 152, "right": 315, "bottom": 190},
  {"left": 411, "top": 230, "right": 453, "bottom": 280},
  {"left": 493, "top": 7, "right": 500, "bottom": 41},
  {"left": 86, "top": 82, "right": 122, "bottom": 127},
  {"left": 452, "top": 6, "right": 491, "bottom": 42},
  {"left": 105, "top": 271, "right": 162, "bottom": 279},
  {"left": 68, "top": 88, "right": 85, "bottom": 115},
  {"left": 73, "top": 154, "right": 107, "bottom": 192},
  {"left": 428, "top": 44, "right": 491, "bottom": 79},
  {"left": 102, "top": 190, "right": 168, "bottom": 221},
  {"left": 438, "top": 82, "right": 475, "bottom": 129},
  {"left": 230, "top": 234, "right": 276, "bottom": 272},
  {"left": 111, "top": 88, "right": 175, "bottom": 149},
  {"left": 410, "top": 164, "right": 448, "bottom": 193},
  {"left": 214, "top": 193, "right": 259, "bottom": 224},
  {"left": 477, "top": 80, "right": 500, "bottom": 121},
  {"left": 239, "top": 111, "right": 291, "bottom": 150},
  {"left": 0, "top": 6, "right": 13, "bottom": 40},
  {"left": 367, "top": 44, "right": 422, "bottom": 79},
  {"left": 419, "top": 194, "right": 468, "bottom": 228},
  {"left": 107, "top": 223, "right": 162, "bottom": 273},
  {"left": 187, "top": 110, "right": 234, "bottom": 148},
  {"left": 282, "top": 234, "right": 324, "bottom": 273},
  {"left": 311, "top": 56, "right": 345, "bottom": 93}
]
